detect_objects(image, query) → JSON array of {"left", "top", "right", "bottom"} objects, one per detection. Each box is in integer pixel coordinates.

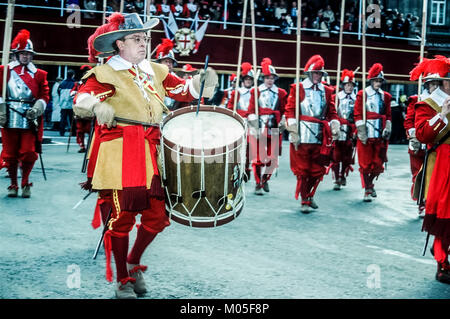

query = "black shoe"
[
  {"left": 308, "top": 197, "right": 318, "bottom": 209},
  {"left": 254, "top": 185, "right": 263, "bottom": 195},
  {"left": 78, "top": 147, "right": 86, "bottom": 153},
  {"left": 262, "top": 182, "right": 269, "bottom": 192},
  {"left": 436, "top": 263, "right": 450, "bottom": 284}
]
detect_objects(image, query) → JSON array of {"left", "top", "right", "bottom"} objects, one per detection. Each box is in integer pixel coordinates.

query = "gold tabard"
[{"left": 84, "top": 62, "right": 170, "bottom": 190}]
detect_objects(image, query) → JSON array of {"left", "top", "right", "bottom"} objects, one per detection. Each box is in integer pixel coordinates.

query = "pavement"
[{"left": 1, "top": 131, "right": 450, "bottom": 299}]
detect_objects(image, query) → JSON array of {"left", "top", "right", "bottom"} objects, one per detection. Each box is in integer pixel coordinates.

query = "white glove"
[
  {"left": 192, "top": 67, "right": 218, "bottom": 99},
  {"left": 247, "top": 117, "right": 260, "bottom": 137},
  {"left": 93, "top": 102, "right": 116, "bottom": 128},
  {"left": 25, "top": 100, "right": 45, "bottom": 120},
  {"left": 409, "top": 137, "right": 422, "bottom": 153},
  {"left": 357, "top": 124, "right": 368, "bottom": 144},
  {"left": 382, "top": 120, "right": 392, "bottom": 140},
  {"left": 286, "top": 123, "right": 300, "bottom": 146},
  {"left": 330, "top": 120, "right": 340, "bottom": 141},
  {"left": 278, "top": 116, "right": 287, "bottom": 133},
  {"left": 74, "top": 94, "right": 115, "bottom": 128}
]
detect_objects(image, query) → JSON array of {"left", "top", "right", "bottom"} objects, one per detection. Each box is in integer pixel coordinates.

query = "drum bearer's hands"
[
  {"left": 192, "top": 67, "right": 218, "bottom": 99},
  {"left": 74, "top": 94, "right": 116, "bottom": 128}
]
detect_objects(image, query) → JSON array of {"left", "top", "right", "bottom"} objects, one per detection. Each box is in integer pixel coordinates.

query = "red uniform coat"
[
  {"left": 354, "top": 88, "right": 391, "bottom": 178},
  {"left": 404, "top": 94, "right": 426, "bottom": 200},
  {"left": 284, "top": 82, "right": 338, "bottom": 177},
  {"left": 0, "top": 63, "right": 49, "bottom": 157},
  {"left": 415, "top": 98, "right": 450, "bottom": 243}
]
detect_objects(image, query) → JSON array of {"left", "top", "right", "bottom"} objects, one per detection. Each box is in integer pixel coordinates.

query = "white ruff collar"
[
  {"left": 365, "top": 85, "right": 384, "bottom": 97},
  {"left": 429, "top": 87, "right": 449, "bottom": 107},
  {"left": 107, "top": 55, "right": 155, "bottom": 76},
  {"left": 8, "top": 60, "right": 37, "bottom": 74},
  {"left": 302, "top": 77, "right": 324, "bottom": 91},
  {"left": 259, "top": 83, "right": 278, "bottom": 93}
]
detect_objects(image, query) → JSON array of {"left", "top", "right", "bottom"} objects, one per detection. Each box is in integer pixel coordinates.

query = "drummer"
[{"left": 72, "top": 12, "right": 218, "bottom": 299}]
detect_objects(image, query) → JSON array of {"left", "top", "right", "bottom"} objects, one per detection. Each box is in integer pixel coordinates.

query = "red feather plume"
[
  {"left": 241, "top": 62, "right": 253, "bottom": 76},
  {"left": 341, "top": 69, "right": 354, "bottom": 82},
  {"left": 409, "top": 58, "right": 430, "bottom": 81},
  {"left": 304, "top": 55, "right": 324, "bottom": 72},
  {"left": 87, "top": 13, "right": 125, "bottom": 62},
  {"left": 11, "top": 29, "right": 30, "bottom": 51},
  {"left": 367, "top": 63, "right": 383, "bottom": 79},
  {"left": 261, "top": 58, "right": 272, "bottom": 76},
  {"left": 156, "top": 38, "right": 174, "bottom": 58}
]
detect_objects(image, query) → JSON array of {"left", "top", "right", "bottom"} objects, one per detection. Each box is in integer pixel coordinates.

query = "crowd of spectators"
[{"left": 17, "top": 0, "right": 421, "bottom": 40}]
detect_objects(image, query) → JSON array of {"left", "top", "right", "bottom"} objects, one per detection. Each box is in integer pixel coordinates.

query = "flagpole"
[{"left": 233, "top": 0, "right": 249, "bottom": 113}]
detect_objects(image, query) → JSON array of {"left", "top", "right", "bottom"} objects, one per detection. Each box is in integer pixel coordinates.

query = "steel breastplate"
[
  {"left": 301, "top": 87, "right": 326, "bottom": 118},
  {"left": 237, "top": 89, "right": 251, "bottom": 111},
  {"left": 365, "top": 92, "right": 384, "bottom": 138},
  {"left": 6, "top": 70, "right": 34, "bottom": 129},
  {"left": 337, "top": 96, "right": 355, "bottom": 121},
  {"left": 258, "top": 89, "right": 278, "bottom": 111},
  {"left": 366, "top": 92, "right": 384, "bottom": 114}
]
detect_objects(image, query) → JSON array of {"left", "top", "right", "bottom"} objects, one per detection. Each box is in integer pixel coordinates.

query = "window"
[{"left": 430, "top": 0, "right": 446, "bottom": 25}]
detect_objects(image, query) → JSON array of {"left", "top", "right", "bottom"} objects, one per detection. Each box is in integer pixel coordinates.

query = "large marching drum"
[{"left": 160, "top": 105, "right": 247, "bottom": 227}]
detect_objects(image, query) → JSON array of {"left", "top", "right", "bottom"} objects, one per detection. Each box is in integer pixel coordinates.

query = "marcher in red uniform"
[
  {"left": 73, "top": 13, "right": 217, "bottom": 298},
  {"left": 71, "top": 64, "right": 93, "bottom": 153},
  {"left": 414, "top": 55, "right": 450, "bottom": 284},
  {"left": 227, "top": 62, "right": 255, "bottom": 180},
  {"left": 405, "top": 58, "right": 441, "bottom": 217},
  {"left": 354, "top": 63, "right": 392, "bottom": 202},
  {"left": 247, "top": 58, "right": 287, "bottom": 195},
  {"left": 284, "top": 55, "right": 340, "bottom": 213},
  {"left": 0, "top": 29, "right": 50, "bottom": 198},
  {"left": 330, "top": 69, "right": 357, "bottom": 190},
  {"left": 220, "top": 73, "right": 236, "bottom": 108}
]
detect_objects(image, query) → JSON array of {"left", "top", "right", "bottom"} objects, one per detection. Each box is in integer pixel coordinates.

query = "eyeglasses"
[{"left": 122, "top": 35, "right": 151, "bottom": 44}]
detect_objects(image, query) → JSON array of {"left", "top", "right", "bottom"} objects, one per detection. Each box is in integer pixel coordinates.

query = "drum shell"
[{"left": 161, "top": 106, "right": 246, "bottom": 227}]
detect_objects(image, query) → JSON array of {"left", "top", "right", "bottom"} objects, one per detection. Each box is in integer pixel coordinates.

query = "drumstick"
[
  {"left": 233, "top": 0, "right": 249, "bottom": 114},
  {"left": 196, "top": 54, "right": 210, "bottom": 117}
]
